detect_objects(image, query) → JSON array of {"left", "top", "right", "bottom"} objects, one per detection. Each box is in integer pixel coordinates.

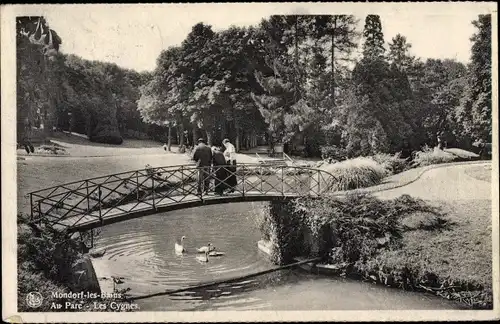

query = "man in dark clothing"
[
  {"left": 211, "top": 146, "right": 229, "bottom": 195},
  {"left": 192, "top": 138, "right": 212, "bottom": 195}
]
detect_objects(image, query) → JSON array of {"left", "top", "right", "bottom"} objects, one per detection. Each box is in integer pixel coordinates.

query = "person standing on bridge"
[
  {"left": 192, "top": 138, "right": 213, "bottom": 195},
  {"left": 211, "top": 146, "right": 229, "bottom": 195},
  {"left": 222, "top": 138, "right": 237, "bottom": 193}
]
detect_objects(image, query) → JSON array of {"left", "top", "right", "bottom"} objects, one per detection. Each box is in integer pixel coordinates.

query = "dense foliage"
[
  {"left": 139, "top": 14, "right": 491, "bottom": 156},
  {"left": 18, "top": 14, "right": 491, "bottom": 153},
  {"left": 18, "top": 214, "right": 131, "bottom": 312},
  {"left": 17, "top": 17, "right": 152, "bottom": 145}
]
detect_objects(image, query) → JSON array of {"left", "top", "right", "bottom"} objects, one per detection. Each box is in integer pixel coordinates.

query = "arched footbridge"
[{"left": 28, "top": 164, "right": 337, "bottom": 233}]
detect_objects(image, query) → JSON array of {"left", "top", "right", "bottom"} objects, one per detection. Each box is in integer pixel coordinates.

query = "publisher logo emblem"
[{"left": 26, "top": 292, "right": 43, "bottom": 308}]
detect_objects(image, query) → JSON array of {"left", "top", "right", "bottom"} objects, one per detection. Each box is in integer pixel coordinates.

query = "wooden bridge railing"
[{"left": 28, "top": 163, "right": 337, "bottom": 231}]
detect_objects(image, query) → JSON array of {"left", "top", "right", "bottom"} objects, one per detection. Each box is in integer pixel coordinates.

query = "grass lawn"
[
  {"left": 370, "top": 164, "right": 493, "bottom": 308},
  {"left": 465, "top": 164, "right": 492, "bottom": 183},
  {"left": 50, "top": 132, "right": 164, "bottom": 148},
  {"left": 402, "top": 199, "right": 492, "bottom": 288},
  {"left": 378, "top": 199, "right": 492, "bottom": 288}
]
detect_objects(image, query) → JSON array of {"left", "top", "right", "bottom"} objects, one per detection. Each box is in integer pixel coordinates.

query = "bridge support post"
[
  {"left": 317, "top": 170, "right": 321, "bottom": 195},
  {"left": 38, "top": 201, "right": 42, "bottom": 225},
  {"left": 136, "top": 172, "right": 140, "bottom": 202},
  {"left": 98, "top": 184, "right": 102, "bottom": 223},
  {"left": 281, "top": 166, "right": 284, "bottom": 195},
  {"left": 152, "top": 177, "right": 156, "bottom": 209},
  {"left": 30, "top": 193, "right": 33, "bottom": 221},
  {"left": 260, "top": 165, "right": 263, "bottom": 193},
  {"left": 86, "top": 180, "right": 90, "bottom": 212},
  {"left": 241, "top": 166, "right": 245, "bottom": 196}
]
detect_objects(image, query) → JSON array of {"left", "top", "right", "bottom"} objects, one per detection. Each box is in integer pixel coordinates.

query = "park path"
[{"left": 373, "top": 162, "right": 491, "bottom": 201}]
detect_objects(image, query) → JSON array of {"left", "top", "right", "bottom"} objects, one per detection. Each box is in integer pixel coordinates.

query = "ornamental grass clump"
[
  {"left": 412, "top": 145, "right": 458, "bottom": 167},
  {"left": 370, "top": 152, "right": 409, "bottom": 175},
  {"left": 320, "top": 157, "right": 388, "bottom": 191}
]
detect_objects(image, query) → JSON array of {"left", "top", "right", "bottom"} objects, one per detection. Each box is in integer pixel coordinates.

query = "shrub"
[
  {"left": 18, "top": 219, "right": 82, "bottom": 285},
  {"left": 123, "top": 129, "right": 149, "bottom": 140},
  {"left": 412, "top": 145, "right": 458, "bottom": 167},
  {"left": 18, "top": 215, "right": 82, "bottom": 311},
  {"left": 320, "top": 145, "right": 348, "bottom": 162},
  {"left": 290, "top": 193, "right": 445, "bottom": 267},
  {"left": 18, "top": 263, "right": 68, "bottom": 312},
  {"left": 370, "top": 152, "right": 409, "bottom": 174},
  {"left": 320, "top": 157, "right": 388, "bottom": 191},
  {"left": 17, "top": 214, "right": 133, "bottom": 312},
  {"left": 89, "top": 128, "right": 123, "bottom": 145}
]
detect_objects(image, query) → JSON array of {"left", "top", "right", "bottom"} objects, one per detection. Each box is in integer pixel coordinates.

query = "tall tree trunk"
[
  {"left": 244, "top": 132, "right": 249, "bottom": 150},
  {"left": 167, "top": 125, "right": 172, "bottom": 151},
  {"left": 178, "top": 123, "right": 185, "bottom": 148},
  {"left": 206, "top": 129, "right": 213, "bottom": 146},
  {"left": 234, "top": 120, "right": 240, "bottom": 152},
  {"left": 42, "top": 57, "right": 54, "bottom": 140},
  {"left": 235, "top": 126, "right": 240, "bottom": 152},
  {"left": 220, "top": 121, "right": 227, "bottom": 144},
  {"left": 331, "top": 16, "right": 336, "bottom": 107},
  {"left": 294, "top": 16, "right": 299, "bottom": 101},
  {"left": 192, "top": 127, "right": 198, "bottom": 147}
]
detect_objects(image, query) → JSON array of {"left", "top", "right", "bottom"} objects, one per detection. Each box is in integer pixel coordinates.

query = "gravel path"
[{"left": 373, "top": 162, "right": 491, "bottom": 201}]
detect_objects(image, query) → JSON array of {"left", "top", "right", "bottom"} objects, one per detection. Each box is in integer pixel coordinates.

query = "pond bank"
[{"left": 256, "top": 161, "right": 493, "bottom": 310}]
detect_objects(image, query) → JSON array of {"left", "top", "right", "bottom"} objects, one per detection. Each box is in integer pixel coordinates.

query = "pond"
[{"left": 92, "top": 202, "right": 464, "bottom": 311}]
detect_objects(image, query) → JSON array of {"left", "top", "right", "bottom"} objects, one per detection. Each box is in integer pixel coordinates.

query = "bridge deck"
[
  {"left": 29, "top": 164, "right": 334, "bottom": 233},
  {"left": 53, "top": 191, "right": 299, "bottom": 232}
]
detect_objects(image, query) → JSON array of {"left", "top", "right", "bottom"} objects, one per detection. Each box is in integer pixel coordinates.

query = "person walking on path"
[
  {"left": 222, "top": 138, "right": 237, "bottom": 193},
  {"left": 192, "top": 138, "right": 212, "bottom": 195},
  {"left": 211, "top": 146, "right": 229, "bottom": 195}
]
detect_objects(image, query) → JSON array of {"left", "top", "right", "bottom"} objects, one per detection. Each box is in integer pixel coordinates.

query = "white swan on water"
[
  {"left": 197, "top": 243, "right": 216, "bottom": 253},
  {"left": 196, "top": 250, "right": 209, "bottom": 263},
  {"left": 175, "top": 236, "right": 186, "bottom": 254}
]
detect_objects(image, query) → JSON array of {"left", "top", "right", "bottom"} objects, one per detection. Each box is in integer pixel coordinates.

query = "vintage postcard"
[{"left": 1, "top": 2, "right": 499, "bottom": 323}]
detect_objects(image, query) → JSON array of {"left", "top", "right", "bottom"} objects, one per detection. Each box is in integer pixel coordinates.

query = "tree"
[
  {"left": 137, "top": 46, "right": 188, "bottom": 150},
  {"left": 388, "top": 34, "right": 415, "bottom": 72},
  {"left": 251, "top": 16, "right": 297, "bottom": 149},
  {"left": 456, "top": 14, "right": 492, "bottom": 145},
  {"left": 177, "top": 23, "right": 218, "bottom": 145},
  {"left": 327, "top": 15, "right": 359, "bottom": 107},
  {"left": 362, "top": 15, "right": 385, "bottom": 59},
  {"left": 16, "top": 16, "right": 62, "bottom": 143}
]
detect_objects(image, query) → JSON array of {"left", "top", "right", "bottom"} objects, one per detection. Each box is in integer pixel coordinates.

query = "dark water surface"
[{"left": 93, "top": 202, "right": 463, "bottom": 311}]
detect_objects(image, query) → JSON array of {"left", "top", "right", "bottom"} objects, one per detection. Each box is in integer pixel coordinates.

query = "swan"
[
  {"left": 197, "top": 243, "right": 216, "bottom": 253},
  {"left": 175, "top": 236, "right": 186, "bottom": 254},
  {"left": 196, "top": 250, "right": 209, "bottom": 263}
]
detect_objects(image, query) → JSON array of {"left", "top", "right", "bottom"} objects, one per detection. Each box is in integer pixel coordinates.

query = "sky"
[{"left": 12, "top": 3, "right": 495, "bottom": 72}]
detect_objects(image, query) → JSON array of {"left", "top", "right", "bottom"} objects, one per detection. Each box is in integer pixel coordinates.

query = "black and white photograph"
[{"left": 1, "top": 2, "right": 498, "bottom": 323}]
